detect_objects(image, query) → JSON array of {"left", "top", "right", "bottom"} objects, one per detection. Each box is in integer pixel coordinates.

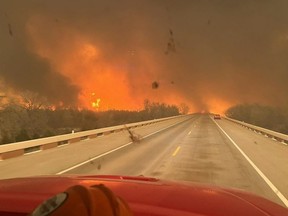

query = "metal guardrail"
[
  {"left": 224, "top": 116, "right": 288, "bottom": 144},
  {"left": 0, "top": 115, "right": 190, "bottom": 160}
]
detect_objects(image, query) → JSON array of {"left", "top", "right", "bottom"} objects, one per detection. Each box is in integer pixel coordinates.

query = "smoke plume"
[{"left": 1, "top": 0, "right": 288, "bottom": 112}]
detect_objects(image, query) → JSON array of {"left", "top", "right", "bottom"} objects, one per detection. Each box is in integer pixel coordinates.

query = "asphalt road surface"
[
  {"left": 66, "top": 114, "right": 288, "bottom": 207},
  {"left": 1, "top": 114, "right": 287, "bottom": 207},
  {"left": 0, "top": 115, "right": 192, "bottom": 178}
]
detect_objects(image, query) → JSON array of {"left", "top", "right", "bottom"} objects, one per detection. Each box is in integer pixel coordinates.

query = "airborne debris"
[
  {"left": 124, "top": 125, "right": 141, "bottom": 143},
  {"left": 152, "top": 81, "right": 159, "bottom": 89},
  {"left": 8, "top": 23, "right": 13, "bottom": 37},
  {"left": 165, "top": 29, "right": 176, "bottom": 54},
  {"left": 89, "top": 159, "right": 94, "bottom": 165},
  {"left": 97, "top": 163, "right": 102, "bottom": 170}
]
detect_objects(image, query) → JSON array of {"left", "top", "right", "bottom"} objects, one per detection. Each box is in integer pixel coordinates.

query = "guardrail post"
[
  {"left": 0, "top": 114, "right": 189, "bottom": 160},
  {"left": 224, "top": 116, "right": 288, "bottom": 145},
  {"left": 0, "top": 149, "right": 24, "bottom": 160}
]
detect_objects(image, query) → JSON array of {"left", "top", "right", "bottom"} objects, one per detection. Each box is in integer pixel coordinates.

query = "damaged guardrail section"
[
  {"left": 0, "top": 115, "right": 189, "bottom": 160},
  {"left": 224, "top": 116, "right": 288, "bottom": 145}
]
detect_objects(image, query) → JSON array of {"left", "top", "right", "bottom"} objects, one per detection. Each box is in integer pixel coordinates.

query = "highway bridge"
[{"left": 0, "top": 114, "right": 288, "bottom": 207}]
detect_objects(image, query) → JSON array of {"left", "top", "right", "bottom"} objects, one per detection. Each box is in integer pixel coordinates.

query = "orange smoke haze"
[
  {"left": 25, "top": 15, "right": 199, "bottom": 111},
  {"left": 1, "top": 1, "right": 288, "bottom": 114},
  {"left": 26, "top": 17, "right": 136, "bottom": 110},
  {"left": 206, "top": 98, "right": 233, "bottom": 114}
]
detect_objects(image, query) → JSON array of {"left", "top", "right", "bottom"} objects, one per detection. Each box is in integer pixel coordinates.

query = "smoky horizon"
[{"left": 1, "top": 0, "right": 288, "bottom": 113}]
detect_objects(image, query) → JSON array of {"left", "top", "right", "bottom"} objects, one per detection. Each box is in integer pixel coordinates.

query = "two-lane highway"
[
  {"left": 1, "top": 114, "right": 287, "bottom": 207},
  {"left": 65, "top": 114, "right": 287, "bottom": 206}
]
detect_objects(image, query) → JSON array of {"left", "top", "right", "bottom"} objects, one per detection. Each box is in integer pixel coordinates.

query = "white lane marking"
[
  {"left": 24, "top": 150, "right": 42, "bottom": 155},
  {"left": 188, "top": 131, "right": 192, "bottom": 135},
  {"left": 57, "top": 144, "right": 69, "bottom": 147},
  {"left": 212, "top": 118, "right": 288, "bottom": 207},
  {"left": 141, "top": 118, "right": 188, "bottom": 139},
  {"left": 57, "top": 118, "right": 190, "bottom": 175},
  {"left": 56, "top": 141, "right": 133, "bottom": 174},
  {"left": 172, "top": 146, "right": 181, "bottom": 156}
]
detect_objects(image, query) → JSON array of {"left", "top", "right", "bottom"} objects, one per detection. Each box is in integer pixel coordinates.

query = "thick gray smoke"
[
  {"left": 1, "top": 0, "right": 288, "bottom": 110},
  {"left": 0, "top": 1, "right": 80, "bottom": 105}
]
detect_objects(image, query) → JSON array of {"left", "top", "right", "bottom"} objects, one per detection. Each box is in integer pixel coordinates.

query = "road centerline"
[
  {"left": 56, "top": 117, "right": 191, "bottom": 175},
  {"left": 172, "top": 146, "right": 181, "bottom": 156}
]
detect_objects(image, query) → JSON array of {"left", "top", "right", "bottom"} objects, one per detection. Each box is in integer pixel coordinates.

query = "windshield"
[{"left": 0, "top": 0, "right": 288, "bottom": 209}]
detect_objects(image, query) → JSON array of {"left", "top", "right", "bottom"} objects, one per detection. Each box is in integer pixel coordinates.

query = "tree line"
[
  {"left": 0, "top": 98, "right": 187, "bottom": 145},
  {"left": 225, "top": 104, "right": 288, "bottom": 134}
]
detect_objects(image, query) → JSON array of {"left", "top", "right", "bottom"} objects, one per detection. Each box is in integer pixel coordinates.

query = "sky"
[{"left": 1, "top": 0, "right": 288, "bottom": 113}]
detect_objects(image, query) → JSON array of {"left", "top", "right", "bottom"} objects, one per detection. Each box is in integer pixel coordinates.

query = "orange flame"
[
  {"left": 25, "top": 16, "right": 233, "bottom": 112},
  {"left": 92, "top": 95, "right": 101, "bottom": 110}
]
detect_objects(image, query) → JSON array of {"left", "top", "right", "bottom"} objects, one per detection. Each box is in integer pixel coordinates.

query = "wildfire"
[
  {"left": 25, "top": 15, "right": 233, "bottom": 112},
  {"left": 206, "top": 97, "right": 233, "bottom": 114},
  {"left": 91, "top": 94, "right": 101, "bottom": 110}
]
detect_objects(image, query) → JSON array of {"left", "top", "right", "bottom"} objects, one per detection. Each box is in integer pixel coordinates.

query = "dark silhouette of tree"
[
  {"left": 15, "top": 129, "right": 30, "bottom": 142},
  {"left": 0, "top": 99, "right": 180, "bottom": 144},
  {"left": 21, "top": 90, "right": 50, "bottom": 110},
  {"left": 179, "top": 103, "right": 190, "bottom": 114},
  {"left": 226, "top": 104, "right": 288, "bottom": 134}
]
